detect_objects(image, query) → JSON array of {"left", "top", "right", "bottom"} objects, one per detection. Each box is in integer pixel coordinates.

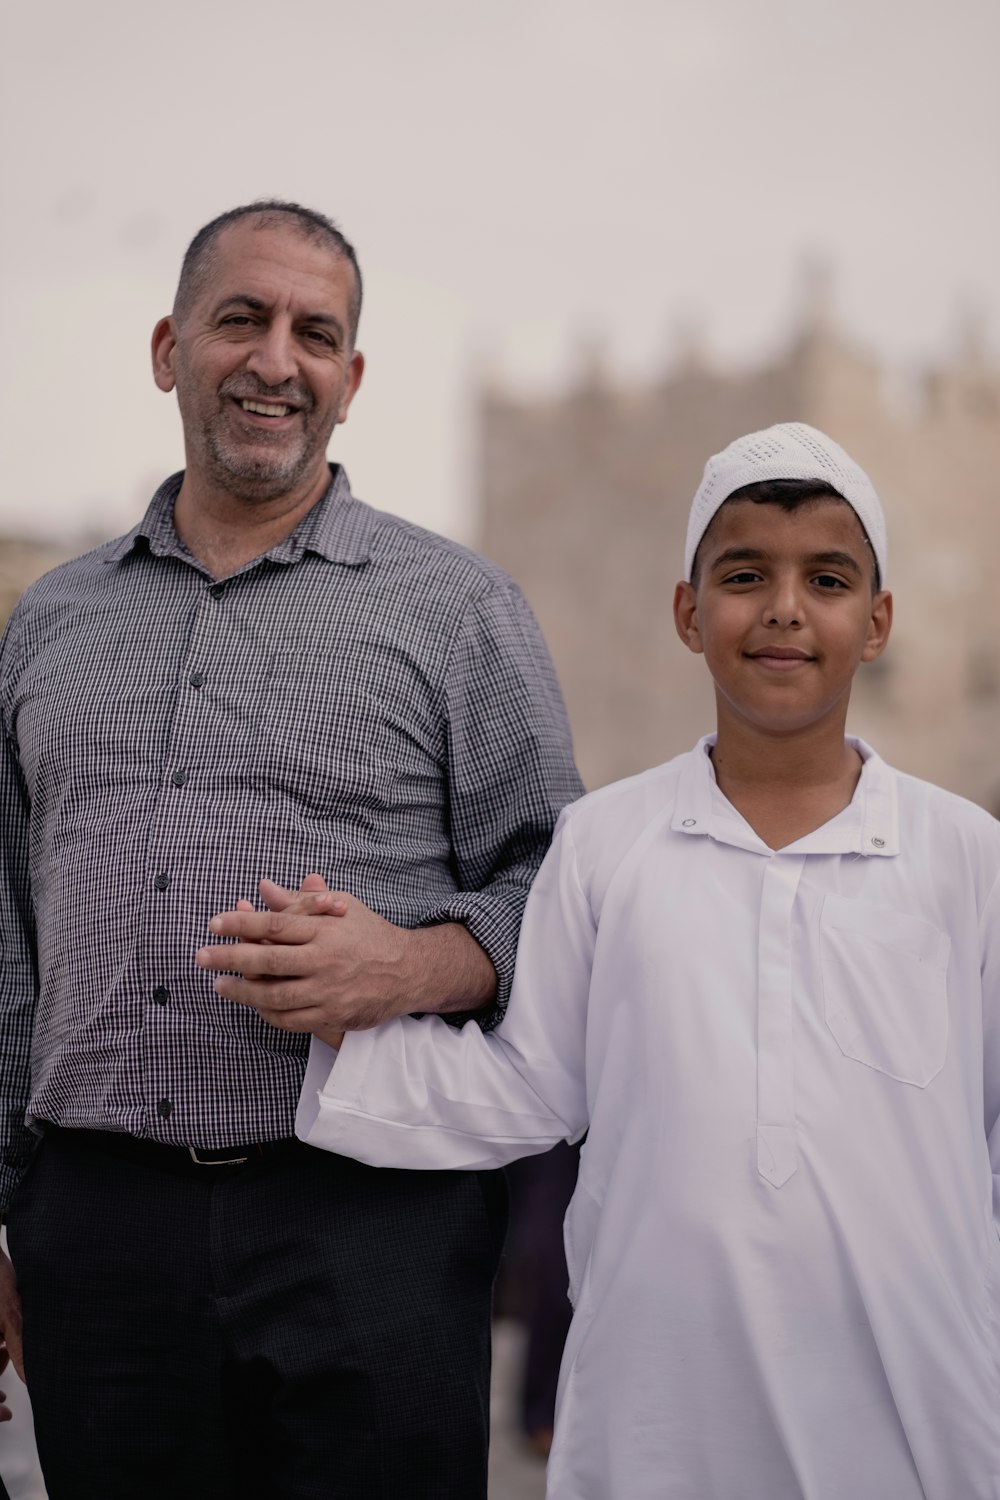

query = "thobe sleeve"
[
  {"left": 297, "top": 812, "right": 594, "bottom": 1171},
  {"left": 981, "top": 871, "right": 1000, "bottom": 1235}
]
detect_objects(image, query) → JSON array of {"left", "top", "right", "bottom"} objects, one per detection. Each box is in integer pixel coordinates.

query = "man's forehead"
[{"left": 205, "top": 217, "right": 352, "bottom": 297}]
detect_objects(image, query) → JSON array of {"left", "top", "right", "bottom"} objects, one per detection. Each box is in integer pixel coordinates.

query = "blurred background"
[
  {"left": 3, "top": 0, "right": 1000, "bottom": 802},
  {"left": 2, "top": 1, "right": 999, "bottom": 1493}
]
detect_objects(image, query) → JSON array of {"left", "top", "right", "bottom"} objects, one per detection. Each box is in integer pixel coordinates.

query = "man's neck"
[
  {"left": 172, "top": 465, "right": 333, "bottom": 580},
  {"left": 709, "top": 712, "right": 863, "bottom": 851}
]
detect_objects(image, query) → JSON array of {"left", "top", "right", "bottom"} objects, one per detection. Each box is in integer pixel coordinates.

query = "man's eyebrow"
[
  {"left": 210, "top": 295, "right": 345, "bottom": 341},
  {"left": 211, "top": 294, "right": 268, "bottom": 317}
]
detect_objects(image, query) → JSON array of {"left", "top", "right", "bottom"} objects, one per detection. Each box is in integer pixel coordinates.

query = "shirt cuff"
[{"left": 417, "top": 891, "right": 522, "bottom": 1030}]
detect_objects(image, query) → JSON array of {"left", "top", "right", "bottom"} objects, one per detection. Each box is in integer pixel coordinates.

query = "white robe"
[{"left": 298, "top": 739, "right": 1000, "bottom": 1499}]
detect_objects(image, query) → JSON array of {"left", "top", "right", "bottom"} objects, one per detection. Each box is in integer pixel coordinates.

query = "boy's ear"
[
  {"left": 673, "top": 581, "right": 703, "bottom": 655},
  {"left": 861, "top": 589, "right": 893, "bottom": 663}
]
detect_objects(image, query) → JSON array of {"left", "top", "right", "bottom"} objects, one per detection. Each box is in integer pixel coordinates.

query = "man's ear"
[
  {"left": 861, "top": 589, "right": 893, "bottom": 663},
  {"left": 673, "top": 580, "right": 703, "bottom": 655},
  {"left": 151, "top": 316, "right": 178, "bottom": 393},
  {"left": 335, "top": 349, "right": 365, "bottom": 425}
]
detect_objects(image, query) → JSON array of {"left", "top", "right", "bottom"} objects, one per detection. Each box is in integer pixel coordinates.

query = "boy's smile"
[{"left": 673, "top": 498, "right": 892, "bottom": 740}]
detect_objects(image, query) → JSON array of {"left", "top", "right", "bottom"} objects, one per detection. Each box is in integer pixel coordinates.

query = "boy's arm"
[{"left": 296, "top": 815, "right": 594, "bottom": 1171}]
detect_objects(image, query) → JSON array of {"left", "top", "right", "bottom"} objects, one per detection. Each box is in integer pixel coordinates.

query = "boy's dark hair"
[
  {"left": 690, "top": 478, "right": 881, "bottom": 590},
  {"left": 172, "top": 199, "right": 363, "bottom": 343}
]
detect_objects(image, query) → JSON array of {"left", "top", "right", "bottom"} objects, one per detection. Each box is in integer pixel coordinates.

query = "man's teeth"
[{"left": 241, "top": 400, "right": 292, "bottom": 417}]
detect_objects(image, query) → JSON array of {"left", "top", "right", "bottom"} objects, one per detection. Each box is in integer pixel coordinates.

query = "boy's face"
[{"left": 673, "top": 498, "right": 892, "bottom": 739}]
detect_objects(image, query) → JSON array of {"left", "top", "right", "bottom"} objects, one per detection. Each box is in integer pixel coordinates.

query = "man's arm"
[
  {"left": 981, "top": 871, "right": 1000, "bottom": 1237},
  {"left": 198, "top": 878, "right": 496, "bottom": 1045},
  {"left": 0, "top": 651, "right": 37, "bottom": 1391},
  {"left": 200, "top": 584, "right": 582, "bottom": 1035}
]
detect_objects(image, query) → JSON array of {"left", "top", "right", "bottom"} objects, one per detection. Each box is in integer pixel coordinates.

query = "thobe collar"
[{"left": 670, "top": 734, "right": 899, "bottom": 858}]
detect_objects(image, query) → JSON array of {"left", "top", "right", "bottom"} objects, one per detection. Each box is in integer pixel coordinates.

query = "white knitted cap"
[{"left": 684, "top": 422, "right": 887, "bottom": 584}]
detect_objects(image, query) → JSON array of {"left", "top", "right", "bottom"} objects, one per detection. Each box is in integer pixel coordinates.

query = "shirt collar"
[
  {"left": 102, "top": 464, "right": 374, "bottom": 569},
  {"left": 671, "top": 734, "right": 899, "bottom": 858}
]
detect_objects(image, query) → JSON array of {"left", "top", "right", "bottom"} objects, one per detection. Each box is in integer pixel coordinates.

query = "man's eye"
[
  {"left": 725, "top": 571, "right": 761, "bottom": 585},
  {"left": 813, "top": 574, "right": 848, "bottom": 589},
  {"left": 222, "top": 316, "right": 254, "bottom": 327},
  {"left": 304, "top": 329, "right": 334, "bottom": 346}
]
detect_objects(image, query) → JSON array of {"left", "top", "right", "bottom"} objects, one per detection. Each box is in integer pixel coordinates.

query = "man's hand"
[
  {"left": 0, "top": 1249, "right": 24, "bottom": 1419},
  {"left": 197, "top": 874, "right": 496, "bottom": 1041}
]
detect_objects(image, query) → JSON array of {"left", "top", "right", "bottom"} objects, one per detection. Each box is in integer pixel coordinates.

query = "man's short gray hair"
[{"left": 173, "top": 199, "right": 363, "bottom": 343}]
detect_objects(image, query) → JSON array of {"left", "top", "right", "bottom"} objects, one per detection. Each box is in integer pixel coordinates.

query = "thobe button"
[
  {"left": 152, "top": 987, "right": 169, "bottom": 1006},
  {"left": 171, "top": 769, "right": 189, "bottom": 787},
  {"left": 157, "top": 1098, "right": 173, "bottom": 1118},
  {"left": 209, "top": 583, "right": 225, "bottom": 599},
  {"left": 871, "top": 836, "right": 885, "bottom": 848},
  {"left": 153, "top": 873, "right": 170, "bottom": 891},
  {"left": 188, "top": 671, "right": 205, "bottom": 688},
  {"left": 682, "top": 818, "right": 696, "bottom": 827}
]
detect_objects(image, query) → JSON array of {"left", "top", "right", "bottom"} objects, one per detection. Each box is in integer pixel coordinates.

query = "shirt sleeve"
[
  {"left": 981, "top": 870, "right": 1000, "bottom": 1237},
  {"left": 297, "top": 812, "right": 593, "bottom": 1170},
  {"left": 421, "top": 582, "right": 583, "bottom": 1027},
  {"left": 0, "top": 627, "right": 39, "bottom": 1212}
]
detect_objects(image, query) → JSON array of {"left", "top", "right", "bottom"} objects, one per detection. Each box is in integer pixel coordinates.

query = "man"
[{"left": 0, "top": 200, "right": 582, "bottom": 1499}]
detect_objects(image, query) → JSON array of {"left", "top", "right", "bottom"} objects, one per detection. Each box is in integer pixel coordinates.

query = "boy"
[{"left": 288, "top": 424, "right": 1000, "bottom": 1496}]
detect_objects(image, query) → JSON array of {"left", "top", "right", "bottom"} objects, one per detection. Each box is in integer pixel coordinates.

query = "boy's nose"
[{"left": 762, "top": 584, "right": 803, "bottom": 628}]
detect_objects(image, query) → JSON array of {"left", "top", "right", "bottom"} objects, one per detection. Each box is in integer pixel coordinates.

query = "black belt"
[{"left": 45, "top": 1125, "right": 300, "bottom": 1173}]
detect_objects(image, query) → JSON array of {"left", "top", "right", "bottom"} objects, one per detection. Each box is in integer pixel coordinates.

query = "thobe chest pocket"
[{"left": 819, "top": 895, "right": 951, "bottom": 1087}]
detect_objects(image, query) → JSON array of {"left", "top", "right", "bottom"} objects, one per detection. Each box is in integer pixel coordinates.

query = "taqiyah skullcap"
[{"left": 684, "top": 422, "right": 887, "bottom": 584}]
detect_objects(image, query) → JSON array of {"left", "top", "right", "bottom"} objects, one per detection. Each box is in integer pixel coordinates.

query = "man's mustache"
[{"left": 220, "top": 376, "right": 314, "bottom": 412}]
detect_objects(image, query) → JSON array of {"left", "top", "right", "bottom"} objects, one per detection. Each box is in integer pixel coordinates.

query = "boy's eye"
[
  {"left": 723, "top": 570, "right": 762, "bottom": 585},
  {"left": 813, "top": 573, "right": 849, "bottom": 590}
]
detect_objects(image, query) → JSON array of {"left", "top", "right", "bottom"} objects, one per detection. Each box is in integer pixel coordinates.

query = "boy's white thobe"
[{"left": 298, "top": 738, "right": 1000, "bottom": 1500}]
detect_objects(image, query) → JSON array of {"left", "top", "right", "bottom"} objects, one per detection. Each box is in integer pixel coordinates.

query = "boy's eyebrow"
[
  {"left": 807, "top": 550, "right": 864, "bottom": 575},
  {"left": 709, "top": 547, "right": 769, "bottom": 569},
  {"left": 708, "top": 546, "right": 864, "bottom": 575}
]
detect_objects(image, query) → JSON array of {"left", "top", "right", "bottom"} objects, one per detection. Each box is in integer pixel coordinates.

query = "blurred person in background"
[{"left": 0, "top": 198, "right": 581, "bottom": 1499}]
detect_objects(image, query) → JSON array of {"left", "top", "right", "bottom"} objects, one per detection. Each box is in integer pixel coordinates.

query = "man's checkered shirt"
[{"left": 0, "top": 467, "right": 582, "bottom": 1204}]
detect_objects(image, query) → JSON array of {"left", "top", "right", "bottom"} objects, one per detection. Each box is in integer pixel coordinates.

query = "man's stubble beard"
[{"left": 201, "top": 420, "right": 325, "bottom": 504}]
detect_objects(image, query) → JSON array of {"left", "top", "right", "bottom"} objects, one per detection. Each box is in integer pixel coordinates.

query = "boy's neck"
[{"left": 709, "top": 714, "right": 863, "bottom": 852}]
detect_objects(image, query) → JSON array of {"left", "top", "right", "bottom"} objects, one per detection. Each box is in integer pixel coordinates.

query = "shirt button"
[
  {"left": 153, "top": 873, "right": 170, "bottom": 891},
  {"left": 188, "top": 671, "right": 205, "bottom": 689},
  {"left": 157, "top": 1098, "right": 173, "bottom": 1118},
  {"left": 209, "top": 583, "right": 225, "bottom": 599},
  {"left": 681, "top": 818, "right": 696, "bottom": 828},
  {"left": 171, "top": 769, "right": 189, "bottom": 787},
  {"left": 871, "top": 836, "right": 886, "bottom": 848},
  {"left": 152, "top": 987, "right": 169, "bottom": 1006}
]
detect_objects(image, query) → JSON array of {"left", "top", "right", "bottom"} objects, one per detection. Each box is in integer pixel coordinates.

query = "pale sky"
[{"left": 3, "top": 0, "right": 998, "bottom": 545}]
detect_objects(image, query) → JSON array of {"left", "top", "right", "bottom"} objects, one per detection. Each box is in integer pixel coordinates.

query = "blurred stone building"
[
  {"left": 0, "top": 539, "right": 76, "bottom": 626},
  {"left": 478, "top": 287, "right": 1000, "bottom": 810}
]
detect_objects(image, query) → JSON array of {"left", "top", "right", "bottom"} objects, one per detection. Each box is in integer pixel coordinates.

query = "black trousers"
[{"left": 7, "top": 1128, "right": 507, "bottom": 1500}]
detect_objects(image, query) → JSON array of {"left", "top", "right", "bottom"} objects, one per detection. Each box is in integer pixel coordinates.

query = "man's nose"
[{"left": 245, "top": 323, "right": 298, "bottom": 388}]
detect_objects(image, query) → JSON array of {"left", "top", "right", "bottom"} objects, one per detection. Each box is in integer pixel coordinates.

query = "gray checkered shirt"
[{"left": 0, "top": 467, "right": 582, "bottom": 1205}]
